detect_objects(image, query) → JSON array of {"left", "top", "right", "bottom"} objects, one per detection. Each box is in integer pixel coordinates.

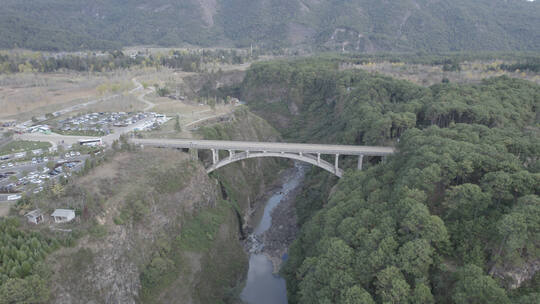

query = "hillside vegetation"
[
  {"left": 1, "top": 0, "right": 539, "bottom": 51},
  {"left": 240, "top": 59, "right": 540, "bottom": 303}
]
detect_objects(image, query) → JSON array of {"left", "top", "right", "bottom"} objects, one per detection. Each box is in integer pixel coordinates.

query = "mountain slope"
[{"left": 1, "top": 0, "right": 539, "bottom": 51}]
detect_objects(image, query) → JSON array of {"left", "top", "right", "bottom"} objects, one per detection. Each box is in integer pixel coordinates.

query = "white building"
[
  {"left": 51, "top": 209, "right": 75, "bottom": 223},
  {"left": 25, "top": 209, "right": 44, "bottom": 224}
]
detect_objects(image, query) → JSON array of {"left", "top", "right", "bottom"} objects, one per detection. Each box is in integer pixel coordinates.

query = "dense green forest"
[
  {"left": 1, "top": 0, "right": 539, "bottom": 52},
  {"left": 240, "top": 59, "right": 540, "bottom": 303},
  {"left": 0, "top": 218, "right": 59, "bottom": 302}
]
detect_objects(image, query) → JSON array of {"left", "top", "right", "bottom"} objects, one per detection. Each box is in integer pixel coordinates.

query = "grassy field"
[
  {"left": 0, "top": 140, "right": 51, "bottom": 155},
  {"left": 83, "top": 94, "right": 146, "bottom": 113},
  {"left": 0, "top": 71, "right": 138, "bottom": 120}
]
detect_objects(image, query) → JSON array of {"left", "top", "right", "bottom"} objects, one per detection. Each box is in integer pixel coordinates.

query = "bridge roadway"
[
  {"left": 132, "top": 138, "right": 395, "bottom": 177},
  {"left": 131, "top": 138, "right": 394, "bottom": 156}
]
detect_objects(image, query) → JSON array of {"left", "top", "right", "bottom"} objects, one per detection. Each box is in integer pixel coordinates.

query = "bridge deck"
[{"left": 132, "top": 138, "right": 395, "bottom": 156}]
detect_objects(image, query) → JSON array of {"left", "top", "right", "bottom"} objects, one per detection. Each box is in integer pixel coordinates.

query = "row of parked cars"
[
  {"left": 0, "top": 162, "right": 14, "bottom": 169},
  {"left": 0, "top": 151, "right": 81, "bottom": 169},
  {"left": 64, "top": 151, "right": 80, "bottom": 158},
  {"left": 31, "top": 156, "right": 49, "bottom": 164}
]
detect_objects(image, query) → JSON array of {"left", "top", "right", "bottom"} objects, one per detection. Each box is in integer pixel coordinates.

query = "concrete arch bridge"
[{"left": 131, "top": 138, "right": 395, "bottom": 178}]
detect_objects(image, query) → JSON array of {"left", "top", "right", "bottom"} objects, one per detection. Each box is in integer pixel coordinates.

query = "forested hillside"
[
  {"left": 1, "top": 0, "right": 539, "bottom": 51},
  {"left": 241, "top": 59, "right": 540, "bottom": 303}
]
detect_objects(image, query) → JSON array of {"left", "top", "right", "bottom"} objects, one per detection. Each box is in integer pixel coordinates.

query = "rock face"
[
  {"left": 48, "top": 150, "right": 222, "bottom": 303},
  {"left": 492, "top": 259, "right": 540, "bottom": 289}
]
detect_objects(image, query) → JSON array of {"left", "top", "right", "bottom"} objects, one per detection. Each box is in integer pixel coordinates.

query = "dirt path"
[{"left": 131, "top": 78, "right": 156, "bottom": 111}]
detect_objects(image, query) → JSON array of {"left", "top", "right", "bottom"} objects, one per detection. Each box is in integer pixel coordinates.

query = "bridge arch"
[{"left": 206, "top": 151, "right": 343, "bottom": 177}]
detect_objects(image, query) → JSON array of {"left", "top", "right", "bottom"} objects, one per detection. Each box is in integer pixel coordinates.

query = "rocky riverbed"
[
  {"left": 242, "top": 163, "right": 306, "bottom": 271},
  {"left": 240, "top": 163, "right": 306, "bottom": 304}
]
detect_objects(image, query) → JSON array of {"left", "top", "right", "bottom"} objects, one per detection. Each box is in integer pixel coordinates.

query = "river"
[{"left": 240, "top": 163, "right": 306, "bottom": 304}]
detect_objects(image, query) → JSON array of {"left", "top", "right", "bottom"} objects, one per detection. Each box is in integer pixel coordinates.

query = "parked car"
[
  {"left": 33, "top": 187, "right": 43, "bottom": 194},
  {"left": 7, "top": 163, "right": 13, "bottom": 167}
]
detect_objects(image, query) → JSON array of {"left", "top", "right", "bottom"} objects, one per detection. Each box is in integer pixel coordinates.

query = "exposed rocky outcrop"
[
  {"left": 492, "top": 259, "right": 540, "bottom": 289},
  {"left": 48, "top": 150, "right": 223, "bottom": 303}
]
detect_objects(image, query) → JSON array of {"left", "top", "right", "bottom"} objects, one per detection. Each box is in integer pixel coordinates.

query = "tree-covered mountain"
[
  {"left": 239, "top": 58, "right": 540, "bottom": 303},
  {"left": 1, "top": 0, "right": 539, "bottom": 52}
]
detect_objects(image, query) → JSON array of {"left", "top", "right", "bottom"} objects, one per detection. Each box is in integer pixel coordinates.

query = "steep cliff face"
[
  {"left": 47, "top": 149, "right": 242, "bottom": 303},
  {"left": 45, "top": 109, "right": 284, "bottom": 303},
  {"left": 197, "top": 108, "right": 286, "bottom": 218}
]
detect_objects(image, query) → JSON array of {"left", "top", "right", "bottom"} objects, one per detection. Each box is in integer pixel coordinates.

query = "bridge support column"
[
  {"left": 211, "top": 149, "right": 219, "bottom": 164},
  {"left": 246, "top": 150, "right": 250, "bottom": 157},
  {"left": 228, "top": 150, "right": 234, "bottom": 159},
  {"left": 317, "top": 153, "right": 321, "bottom": 165},
  {"left": 358, "top": 155, "right": 364, "bottom": 170},
  {"left": 335, "top": 154, "right": 339, "bottom": 173}
]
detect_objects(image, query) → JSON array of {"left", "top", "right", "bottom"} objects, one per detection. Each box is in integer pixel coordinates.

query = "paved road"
[
  {"left": 15, "top": 133, "right": 97, "bottom": 147},
  {"left": 131, "top": 138, "right": 395, "bottom": 156}
]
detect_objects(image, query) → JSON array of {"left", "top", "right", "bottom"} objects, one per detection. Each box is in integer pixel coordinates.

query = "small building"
[
  {"left": 51, "top": 209, "right": 75, "bottom": 223},
  {"left": 25, "top": 209, "right": 44, "bottom": 224}
]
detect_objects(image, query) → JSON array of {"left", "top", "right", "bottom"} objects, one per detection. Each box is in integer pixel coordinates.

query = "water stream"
[{"left": 240, "top": 163, "right": 306, "bottom": 304}]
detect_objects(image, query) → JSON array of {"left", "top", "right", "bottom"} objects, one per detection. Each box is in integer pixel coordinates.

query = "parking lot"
[
  {"left": 54, "top": 111, "right": 163, "bottom": 135},
  {"left": 0, "top": 152, "right": 89, "bottom": 201},
  {"left": 0, "top": 111, "right": 170, "bottom": 205}
]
